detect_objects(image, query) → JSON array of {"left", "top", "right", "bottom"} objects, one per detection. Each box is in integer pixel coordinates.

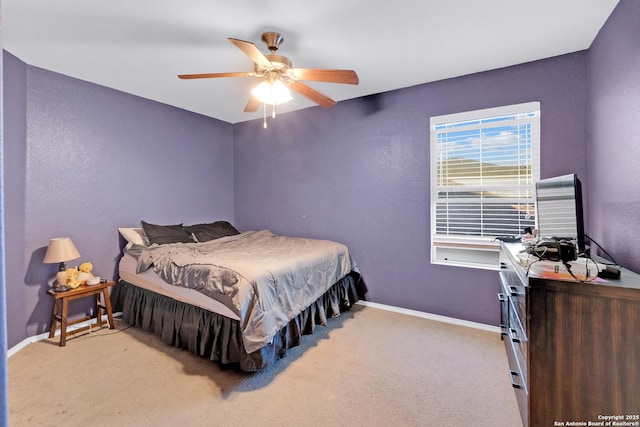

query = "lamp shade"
[
  {"left": 251, "top": 79, "right": 293, "bottom": 105},
  {"left": 43, "top": 237, "right": 81, "bottom": 264}
]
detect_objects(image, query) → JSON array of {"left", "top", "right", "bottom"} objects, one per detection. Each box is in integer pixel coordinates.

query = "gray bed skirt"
[{"left": 111, "top": 272, "right": 367, "bottom": 372}]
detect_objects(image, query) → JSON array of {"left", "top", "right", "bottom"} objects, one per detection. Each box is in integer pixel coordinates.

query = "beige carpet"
[{"left": 8, "top": 305, "right": 521, "bottom": 427}]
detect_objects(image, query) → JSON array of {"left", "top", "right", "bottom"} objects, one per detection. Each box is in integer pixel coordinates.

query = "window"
[{"left": 430, "top": 102, "right": 540, "bottom": 269}]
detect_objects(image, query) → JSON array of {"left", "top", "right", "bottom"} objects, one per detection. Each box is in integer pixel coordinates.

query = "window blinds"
[{"left": 431, "top": 102, "right": 540, "bottom": 241}]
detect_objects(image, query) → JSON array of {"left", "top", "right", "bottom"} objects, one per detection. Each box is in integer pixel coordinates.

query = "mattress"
[
  {"left": 124, "top": 230, "right": 353, "bottom": 354},
  {"left": 118, "top": 253, "right": 240, "bottom": 320}
]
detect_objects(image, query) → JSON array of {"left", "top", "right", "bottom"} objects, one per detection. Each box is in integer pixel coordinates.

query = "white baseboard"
[
  {"left": 7, "top": 332, "right": 50, "bottom": 358},
  {"left": 7, "top": 312, "right": 123, "bottom": 358},
  {"left": 355, "top": 301, "right": 501, "bottom": 334},
  {"left": 8, "top": 304, "right": 499, "bottom": 358}
]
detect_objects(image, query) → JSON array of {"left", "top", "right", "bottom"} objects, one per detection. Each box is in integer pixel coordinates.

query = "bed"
[{"left": 111, "top": 221, "right": 367, "bottom": 372}]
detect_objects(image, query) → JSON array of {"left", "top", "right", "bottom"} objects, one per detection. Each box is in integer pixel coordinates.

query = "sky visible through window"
[
  {"left": 434, "top": 110, "right": 537, "bottom": 237},
  {"left": 436, "top": 112, "right": 535, "bottom": 168}
]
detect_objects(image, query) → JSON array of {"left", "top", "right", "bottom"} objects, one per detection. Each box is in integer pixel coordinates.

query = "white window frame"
[{"left": 430, "top": 102, "right": 540, "bottom": 270}]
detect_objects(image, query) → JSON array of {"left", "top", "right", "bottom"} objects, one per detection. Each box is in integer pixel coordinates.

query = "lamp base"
[
  {"left": 54, "top": 284, "right": 71, "bottom": 293},
  {"left": 55, "top": 269, "right": 68, "bottom": 291}
]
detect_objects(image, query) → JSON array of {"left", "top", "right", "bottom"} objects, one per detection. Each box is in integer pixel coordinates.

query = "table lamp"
[{"left": 43, "top": 237, "right": 81, "bottom": 291}]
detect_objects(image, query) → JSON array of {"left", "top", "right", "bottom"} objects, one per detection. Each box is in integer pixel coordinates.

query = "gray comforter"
[{"left": 132, "top": 230, "right": 353, "bottom": 353}]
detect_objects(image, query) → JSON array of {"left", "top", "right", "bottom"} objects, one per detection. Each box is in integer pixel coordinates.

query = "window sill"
[{"left": 431, "top": 237, "right": 502, "bottom": 270}]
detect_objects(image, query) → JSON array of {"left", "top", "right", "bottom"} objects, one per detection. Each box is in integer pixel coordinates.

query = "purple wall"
[
  {"left": 588, "top": 0, "right": 640, "bottom": 273},
  {"left": 234, "top": 52, "right": 589, "bottom": 326},
  {"left": 3, "top": 52, "right": 234, "bottom": 347},
  {"left": 3, "top": 52, "right": 28, "bottom": 350},
  {"left": 0, "top": 0, "right": 10, "bottom": 420},
  {"left": 4, "top": 0, "right": 639, "bottom": 350}
]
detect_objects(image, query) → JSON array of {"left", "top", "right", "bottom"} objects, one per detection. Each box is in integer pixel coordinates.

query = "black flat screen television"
[{"left": 535, "top": 174, "right": 586, "bottom": 255}]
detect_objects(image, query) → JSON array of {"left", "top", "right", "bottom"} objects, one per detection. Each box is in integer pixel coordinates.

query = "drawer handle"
[
  {"left": 498, "top": 293, "right": 508, "bottom": 336},
  {"left": 509, "top": 286, "right": 522, "bottom": 297},
  {"left": 509, "top": 328, "right": 522, "bottom": 343},
  {"left": 509, "top": 370, "right": 523, "bottom": 389},
  {"left": 499, "top": 324, "right": 508, "bottom": 336}
]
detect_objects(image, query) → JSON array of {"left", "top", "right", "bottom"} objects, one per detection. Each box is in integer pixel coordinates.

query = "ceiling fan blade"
[
  {"left": 228, "top": 38, "right": 273, "bottom": 68},
  {"left": 289, "top": 81, "right": 336, "bottom": 108},
  {"left": 178, "top": 72, "right": 252, "bottom": 79},
  {"left": 291, "top": 68, "right": 359, "bottom": 85},
  {"left": 244, "top": 95, "right": 262, "bottom": 112}
]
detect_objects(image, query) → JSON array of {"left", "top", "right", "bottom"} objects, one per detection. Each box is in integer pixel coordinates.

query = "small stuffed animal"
[
  {"left": 66, "top": 268, "right": 81, "bottom": 289},
  {"left": 77, "top": 262, "right": 94, "bottom": 285}
]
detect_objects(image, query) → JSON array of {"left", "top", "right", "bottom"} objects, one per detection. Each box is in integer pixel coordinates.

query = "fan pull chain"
[
  {"left": 263, "top": 103, "right": 267, "bottom": 129},
  {"left": 261, "top": 103, "right": 281, "bottom": 130}
]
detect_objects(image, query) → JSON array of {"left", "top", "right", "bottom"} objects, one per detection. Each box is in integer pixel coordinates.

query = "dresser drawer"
[
  {"left": 508, "top": 299, "right": 528, "bottom": 388},
  {"left": 498, "top": 281, "right": 528, "bottom": 393},
  {"left": 504, "top": 334, "right": 529, "bottom": 426},
  {"left": 500, "top": 268, "right": 526, "bottom": 323},
  {"left": 503, "top": 287, "right": 529, "bottom": 426}
]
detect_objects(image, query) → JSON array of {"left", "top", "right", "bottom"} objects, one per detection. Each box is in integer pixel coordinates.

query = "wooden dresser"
[{"left": 499, "top": 242, "right": 640, "bottom": 427}]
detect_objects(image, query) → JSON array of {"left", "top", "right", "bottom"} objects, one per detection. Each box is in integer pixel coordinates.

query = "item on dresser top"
[
  {"left": 527, "top": 239, "right": 577, "bottom": 262},
  {"left": 525, "top": 258, "right": 601, "bottom": 282}
]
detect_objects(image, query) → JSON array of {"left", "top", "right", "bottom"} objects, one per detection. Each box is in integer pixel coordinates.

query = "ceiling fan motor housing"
[
  {"left": 255, "top": 32, "right": 292, "bottom": 76},
  {"left": 261, "top": 32, "right": 284, "bottom": 52},
  {"left": 255, "top": 54, "right": 292, "bottom": 80}
]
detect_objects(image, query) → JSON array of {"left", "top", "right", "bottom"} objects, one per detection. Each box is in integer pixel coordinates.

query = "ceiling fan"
[{"left": 178, "top": 32, "right": 359, "bottom": 113}]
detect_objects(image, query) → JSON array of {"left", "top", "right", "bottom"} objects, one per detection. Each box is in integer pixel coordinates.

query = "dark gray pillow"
[
  {"left": 184, "top": 221, "right": 240, "bottom": 243},
  {"left": 141, "top": 220, "right": 192, "bottom": 245}
]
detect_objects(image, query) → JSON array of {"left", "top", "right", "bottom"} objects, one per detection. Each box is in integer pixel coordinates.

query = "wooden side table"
[{"left": 48, "top": 281, "right": 116, "bottom": 346}]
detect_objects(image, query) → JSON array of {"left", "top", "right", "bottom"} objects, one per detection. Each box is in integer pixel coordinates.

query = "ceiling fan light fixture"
[
  {"left": 251, "top": 79, "right": 293, "bottom": 105},
  {"left": 178, "top": 32, "right": 358, "bottom": 116}
]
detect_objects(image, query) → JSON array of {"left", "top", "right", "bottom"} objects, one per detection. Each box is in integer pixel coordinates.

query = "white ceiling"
[{"left": 3, "top": 0, "right": 619, "bottom": 124}]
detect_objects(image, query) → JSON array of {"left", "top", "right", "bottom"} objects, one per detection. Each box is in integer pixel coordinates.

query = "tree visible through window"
[{"left": 430, "top": 102, "right": 540, "bottom": 269}]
